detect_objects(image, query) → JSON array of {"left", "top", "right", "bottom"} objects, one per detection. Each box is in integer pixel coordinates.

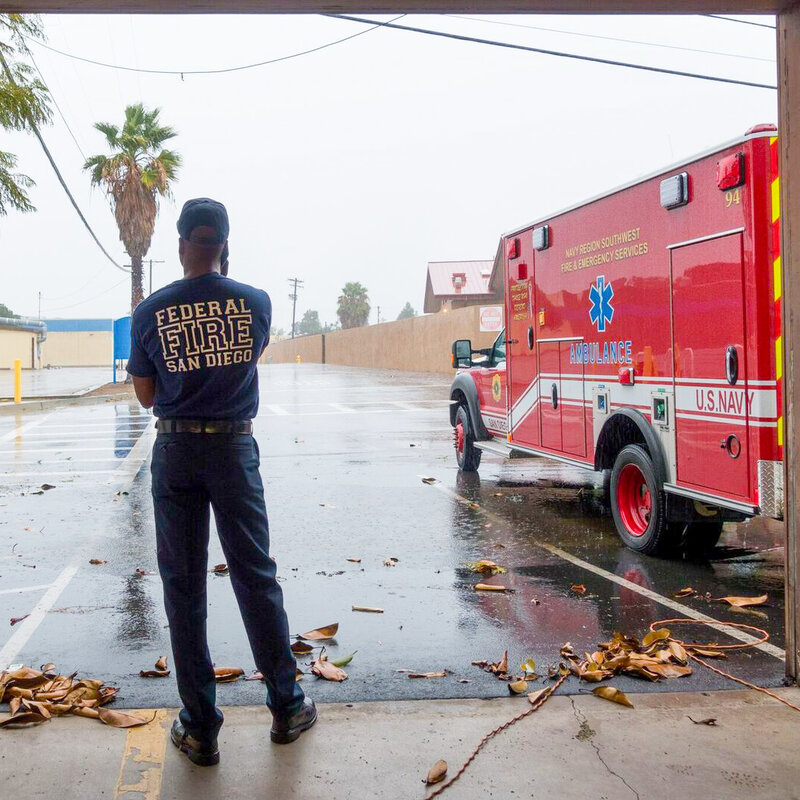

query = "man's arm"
[{"left": 132, "top": 376, "right": 155, "bottom": 409}]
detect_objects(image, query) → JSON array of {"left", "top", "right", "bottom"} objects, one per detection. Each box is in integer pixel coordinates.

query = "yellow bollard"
[
  {"left": 13, "top": 358, "right": 21, "bottom": 404},
  {"left": 295, "top": 355, "right": 302, "bottom": 363}
]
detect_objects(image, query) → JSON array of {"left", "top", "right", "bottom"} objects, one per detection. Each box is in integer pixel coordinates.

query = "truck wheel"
[
  {"left": 455, "top": 405, "right": 482, "bottom": 472},
  {"left": 682, "top": 519, "right": 724, "bottom": 554},
  {"left": 610, "top": 445, "right": 674, "bottom": 555}
]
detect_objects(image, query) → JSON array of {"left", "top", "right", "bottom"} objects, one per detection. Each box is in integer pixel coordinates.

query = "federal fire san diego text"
[{"left": 570, "top": 340, "right": 632, "bottom": 366}]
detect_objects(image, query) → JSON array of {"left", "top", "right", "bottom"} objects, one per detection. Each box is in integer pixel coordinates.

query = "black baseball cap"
[{"left": 177, "top": 198, "right": 229, "bottom": 244}]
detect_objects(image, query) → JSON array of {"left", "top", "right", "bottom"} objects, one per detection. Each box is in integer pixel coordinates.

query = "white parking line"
[
  {"left": 0, "top": 470, "right": 122, "bottom": 479},
  {"left": 0, "top": 446, "right": 132, "bottom": 455},
  {"left": 328, "top": 403, "right": 354, "bottom": 413},
  {"left": 264, "top": 404, "right": 289, "bottom": 415},
  {"left": 108, "top": 425, "right": 157, "bottom": 492},
  {"left": 0, "top": 561, "right": 80, "bottom": 668},
  {"left": 0, "top": 411, "right": 56, "bottom": 442},
  {"left": 23, "top": 433, "right": 144, "bottom": 440},
  {"left": 423, "top": 478, "right": 786, "bottom": 662}
]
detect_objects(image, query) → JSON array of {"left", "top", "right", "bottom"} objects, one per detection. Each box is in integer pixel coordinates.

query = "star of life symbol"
[{"left": 589, "top": 275, "right": 614, "bottom": 332}]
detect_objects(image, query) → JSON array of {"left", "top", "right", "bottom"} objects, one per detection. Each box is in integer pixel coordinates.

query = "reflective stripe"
[{"left": 772, "top": 177, "right": 781, "bottom": 223}]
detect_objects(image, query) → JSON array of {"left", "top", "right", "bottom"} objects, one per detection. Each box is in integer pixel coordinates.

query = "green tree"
[
  {"left": 296, "top": 309, "right": 322, "bottom": 336},
  {"left": 84, "top": 104, "right": 180, "bottom": 313},
  {"left": 0, "top": 301, "right": 18, "bottom": 318},
  {"left": 0, "top": 14, "right": 51, "bottom": 219},
  {"left": 270, "top": 325, "right": 286, "bottom": 339},
  {"left": 396, "top": 301, "right": 417, "bottom": 320},
  {"left": 337, "top": 282, "right": 370, "bottom": 329}
]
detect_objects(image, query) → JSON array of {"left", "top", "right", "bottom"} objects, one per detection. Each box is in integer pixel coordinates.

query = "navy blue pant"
[{"left": 151, "top": 433, "right": 304, "bottom": 740}]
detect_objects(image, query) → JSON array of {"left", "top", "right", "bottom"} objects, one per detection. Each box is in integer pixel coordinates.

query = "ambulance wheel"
[
  {"left": 455, "top": 405, "right": 482, "bottom": 472},
  {"left": 610, "top": 445, "right": 673, "bottom": 556}
]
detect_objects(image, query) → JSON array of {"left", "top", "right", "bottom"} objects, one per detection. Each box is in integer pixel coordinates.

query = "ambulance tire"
[
  {"left": 610, "top": 444, "right": 673, "bottom": 556},
  {"left": 455, "top": 405, "right": 482, "bottom": 472}
]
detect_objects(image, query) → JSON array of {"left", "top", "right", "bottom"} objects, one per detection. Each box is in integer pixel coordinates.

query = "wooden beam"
[{"left": 778, "top": 0, "right": 800, "bottom": 680}]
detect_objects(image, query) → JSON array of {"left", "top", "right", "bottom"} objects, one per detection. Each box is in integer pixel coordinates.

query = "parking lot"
[{"left": 0, "top": 364, "right": 786, "bottom": 710}]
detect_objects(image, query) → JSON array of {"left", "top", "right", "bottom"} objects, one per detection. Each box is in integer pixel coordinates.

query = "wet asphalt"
[{"left": 0, "top": 364, "right": 787, "bottom": 709}]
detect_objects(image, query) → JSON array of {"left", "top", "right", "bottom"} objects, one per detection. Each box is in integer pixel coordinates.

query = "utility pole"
[
  {"left": 148, "top": 259, "right": 165, "bottom": 296},
  {"left": 288, "top": 277, "right": 304, "bottom": 339},
  {"left": 377, "top": 306, "right": 381, "bottom": 324},
  {"left": 38, "top": 291, "right": 41, "bottom": 320}
]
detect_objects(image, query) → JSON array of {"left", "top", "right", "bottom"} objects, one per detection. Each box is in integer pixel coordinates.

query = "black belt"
[{"left": 156, "top": 419, "right": 253, "bottom": 435}]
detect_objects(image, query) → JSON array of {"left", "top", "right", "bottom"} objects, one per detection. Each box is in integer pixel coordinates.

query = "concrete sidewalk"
[{"left": 1, "top": 689, "right": 798, "bottom": 800}]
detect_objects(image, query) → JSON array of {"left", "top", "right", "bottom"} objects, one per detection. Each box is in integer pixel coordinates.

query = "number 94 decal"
[{"left": 725, "top": 188, "right": 742, "bottom": 208}]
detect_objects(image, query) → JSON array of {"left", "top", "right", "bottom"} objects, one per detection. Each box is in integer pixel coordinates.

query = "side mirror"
[{"left": 452, "top": 339, "right": 472, "bottom": 368}]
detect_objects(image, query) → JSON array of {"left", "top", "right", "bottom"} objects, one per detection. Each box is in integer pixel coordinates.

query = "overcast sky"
[{"left": 0, "top": 13, "right": 778, "bottom": 331}]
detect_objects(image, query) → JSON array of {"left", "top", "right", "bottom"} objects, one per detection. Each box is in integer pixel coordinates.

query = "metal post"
[
  {"left": 147, "top": 259, "right": 165, "bottom": 296},
  {"left": 13, "top": 359, "right": 21, "bottom": 404},
  {"left": 778, "top": 4, "right": 800, "bottom": 680}
]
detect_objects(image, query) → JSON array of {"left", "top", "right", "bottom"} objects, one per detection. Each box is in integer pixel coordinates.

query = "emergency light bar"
[
  {"left": 532, "top": 225, "right": 550, "bottom": 251},
  {"left": 660, "top": 172, "right": 689, "bottom": 210},
  {"left": 507, "top": 238, "right": 520, "bottom": 260}
]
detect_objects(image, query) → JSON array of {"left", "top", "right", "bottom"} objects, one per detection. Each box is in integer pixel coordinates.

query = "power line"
[
  {"left": 44, "top": 276, "right": 128, "bottom": 312},
  {"left": 22, "top": 15, "right": 406, "bottom": 76},
  {"left": 702, "top": 14, "right": 776, "bottom": 30},
  {"left": 324, "top": 14, "right": 777, "bottom": 91},
  {"left": 446, "top": 14, "right": 775, "bottom": 63},
  {"left": 0, "top": 52, "right": 129, "bottom": 273}
]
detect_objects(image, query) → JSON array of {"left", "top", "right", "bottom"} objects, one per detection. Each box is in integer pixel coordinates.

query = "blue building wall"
[{"left": 44, "top": 319, "right": 113, "bottom": 332}]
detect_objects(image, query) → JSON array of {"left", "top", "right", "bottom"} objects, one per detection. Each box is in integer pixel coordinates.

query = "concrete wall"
[
  {"left": 261, "top": 305, "right": 500, "bottom": 373},
  {"left": 40, "top": 331, "right": 112, "bottom": 367},
  {"left": 0, "top": 329, "right": 36, "bottom": 369}
]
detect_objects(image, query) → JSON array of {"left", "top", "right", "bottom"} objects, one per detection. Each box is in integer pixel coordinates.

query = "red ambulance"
[{"left": 450, "top": 125, "right": 783, "bottom": 556}]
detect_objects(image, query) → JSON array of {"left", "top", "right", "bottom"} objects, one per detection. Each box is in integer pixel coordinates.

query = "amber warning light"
[{"left": 717, "top": 153, "right": 745, "bottom": 191}]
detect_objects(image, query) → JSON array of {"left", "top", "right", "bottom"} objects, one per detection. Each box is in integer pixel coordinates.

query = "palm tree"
[
  {"left": 84, "top": 104, "right": 180, "bottom": 312},
  {"left": 0, "top": 14, "right": 51, "bottom": 218},
  {"left": 337, "top": 282, "right": 370, "bottom": 329}
]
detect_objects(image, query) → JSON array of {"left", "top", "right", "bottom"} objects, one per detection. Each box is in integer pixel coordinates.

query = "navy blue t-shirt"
[{"left": 127, "top": 272, "right": 271, "bottom": 420}]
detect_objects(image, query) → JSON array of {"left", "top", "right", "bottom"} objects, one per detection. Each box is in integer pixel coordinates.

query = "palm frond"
[{"left": 0, "top": 148, "right": 35, "bottom": 215}]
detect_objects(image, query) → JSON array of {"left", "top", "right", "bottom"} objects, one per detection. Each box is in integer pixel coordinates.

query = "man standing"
[{"left": 127, "top": 198, "right": 316, "bottom": 767}]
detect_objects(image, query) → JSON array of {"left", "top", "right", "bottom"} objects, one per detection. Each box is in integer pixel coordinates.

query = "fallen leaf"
[
  {"left": 716, "top": 594, "right": 768, "bottom": 607},
  {"left": 508, "top": 679, "right": 528, "bottom": 695},
  {"left": 88, "top": 559, "right": 106, "bottom": 565},
  {"left": 213, "top": 667, "right": 244, "bottom": 683},
  {"left": 592, "top": 686, "right": 634, "bottom": 708},
  {"left": 295, "top": 668, "right": 304, "bottom": 682},
  {"left": 352, "top": 606, "right": 384, "bottom": 613},
  {"left": 642, "top": 628, "right": 671, "bottom": 647},
  {"left": 527, "top": 688, "right": 550, "bottom": 705},
  {"left": 421, "top": 477, "right": 437, "bottom": 485},
  {"left": 291, "top": 641, "right": 314, "bottom": 656},
  {"left": 474, "top": 583, "right": 507, "bottom": 592},
  {"left": 310, "top": 654, "right": 348, "bottom": 682},
  {"left": 40, "top": 484, "right": 56, "bottom": 491},
  {"left": 139, "top": 670, "right": 170, "bottom": 678},
  {"left": 688, "top": 716, "right": 718, "bottom": 726},
  {"left": 97, "top": 708, "right": 152, "bottom": 728},
  {"left": 0, "top": 710, "right": 49, "bottom": 728},
  {"left": 464, "top": 560, "right": 507, "bottom": 576},
  {"left": 297, "top": 623, "right": 339, "bottom": 640},
  {"left": 134, "top": 568, "right": 148, "bottom": 577},
  {"left": 688, "top": 647, "right": 727, "bottom": 658},
  {"left": 571, "top": 584, "right": 586, "bottom": 594},
  {"left": 646, "top": 663, "right": 693, "bottom": 678},
  {"left": 407, "top": 670, "right": 447, "bottom": 679},
  {"left": 346, "top": 558, "right": 362, "bottom": 563},
  {"left": 211, "top": 564, "right": 229, "bottom": 575},
  {"left": 245, "top": 671, "right": 264, "bottom": 681},
  {"left": 520, "top": 658, "right": 538, "bottom": 677},
  {"left": 673, "top": 587, "right": 695, "bottom": 598},
  {"left": 426, "top": 760, "right": 447, "bottom": 785},
  {"left": 468, "top": 502, "right": 481, "bottom": 510},
  {"left": 493, "top": 492, "right": 505, "bottom": 497},
  {"left": 155, "top": 656, "right": 168, "bottom": 671},
  {"left": 10, "top": 615, "right": 29, "bottom": 626},
  {"left": 382, "top": 558, "right": 398, "bottom": 567},
  {"left": 330, "top": 652, "right": 356, "bottom": 668}
]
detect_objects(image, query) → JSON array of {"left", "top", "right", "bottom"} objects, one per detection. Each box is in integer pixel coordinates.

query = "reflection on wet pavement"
[{"left": 0, "top": 364, "right": 786, "bottom": 709}]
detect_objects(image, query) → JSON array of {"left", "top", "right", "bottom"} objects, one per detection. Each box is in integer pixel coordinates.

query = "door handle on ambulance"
[
  {"left": 725, "top": 346, "right": 738, "bottom": 386},
  {"left": 505, "top": 339, "right": 518, "bottom": 345},
  {"left": 551, "top": 383, "right": 558, "bottom": 409}
]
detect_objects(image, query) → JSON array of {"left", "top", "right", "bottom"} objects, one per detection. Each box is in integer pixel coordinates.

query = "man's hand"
[{"left": 132, "top": 376, "right": 156, "bottom": 409}]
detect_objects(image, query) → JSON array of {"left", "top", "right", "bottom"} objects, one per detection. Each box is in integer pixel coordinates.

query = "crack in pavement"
[{"left": 569, "top": 697, "right": 641, "bottom": 800}]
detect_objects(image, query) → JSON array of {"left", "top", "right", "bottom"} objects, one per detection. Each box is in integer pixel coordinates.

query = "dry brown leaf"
[
  {"left": 291, "top": 640, "right": 314, "bottom": 656},
  {"left": 592, "top": 686, "right": 634, "bottom": 708},
  {"left": 382, "top": 558, "right": 398, "bottom": 567},
  {"left": 155, "top": 656, "right": 168, "bottom": 671},
  {"left": 297, "top": 623, "right": 339, "bottom": 640},
  {"left": 688, "top": 647, "right": 727, "bottom": 658},
  {"left": 139, "top": 669, "right": 170, "bottom": 678},
  {"left": 688, "top": 716, "right": 718, "bottom": 725},
  {"left": 474, "top": 583, "right": 507, "bottom": 592},
  {"left": 642, "top": 628, "right": 671, "bottom": 647},
  {"left": 346, "top": 557, "right": 362, "bottom": 563},
  {"left": 646, "top": 663, "right": 693, "bottom": 679},
  {"left": 97, "top": 708, "right": 152, "bottom": 728},
  {"left": 0, "top": 710, "right": 49, "bottom": 727},
  {"left": 407, "top": 671, "right": 447, "bottom": 679},
  {"left": 673, "top": 587, "right": 695, "bottom": 598},
  {"left": 211, "top": 564, "right": 229, "bottom": 575},
  {"left": 507, "top": 679, "right": 528, "bottom": 695},
  {"left": 70, "top": 707, "right": 100, "bottom": 719},
  {"left": 8, "top": 697, "right": 21, "bottom": 716},
  {"left": 527, "top": 688, "right": 549, "bottom": 705},
  {"left": 310, "top": 658, "right": 348, "bottom": 682},
  {"left": 716, "top": 594, "right": 768, "bottom": 607},
  {"left": 352, "top": 606, "right": 384, "bottom": 613},
  {"left": 214, "top": 667, "right": 244, "bottom": 683},
  {"left": 88, "top": 559, "right": 106, "bottom": 565},
  {"left": 426, "top": 760, "right": 448, "bottom": 785},
  {"left": 668, "top": 641, "right": 688, "bottom": 664},
  {"left": 571, "top": 584, "right": 586, "bottom": 594},
  {"left": 464, "top": 560, "right": 507, "bottom": 576},
  {"left": 421, "top": 477, "right": 437, "bottom": 485}
]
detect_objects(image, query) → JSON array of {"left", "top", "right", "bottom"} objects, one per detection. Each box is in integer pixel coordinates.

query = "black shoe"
[
  {"left": 170, "top": 719, "right": 220, "bottom": 766},
  {"left": 270, "top": 698, "right": 318, "bottom": 744}
]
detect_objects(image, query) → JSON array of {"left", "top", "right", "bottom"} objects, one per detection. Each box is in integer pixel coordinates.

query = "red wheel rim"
[
  {"left": 617, "top": 463, "right": 651, "bottom": 536},
  {"left": 455, "top": 422, "right": 465, "bottom": 454}
]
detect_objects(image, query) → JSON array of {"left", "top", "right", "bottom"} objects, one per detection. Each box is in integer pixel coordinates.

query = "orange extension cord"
[{"left": 425, "top": 618, "right": 798, "bottom": 799}]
